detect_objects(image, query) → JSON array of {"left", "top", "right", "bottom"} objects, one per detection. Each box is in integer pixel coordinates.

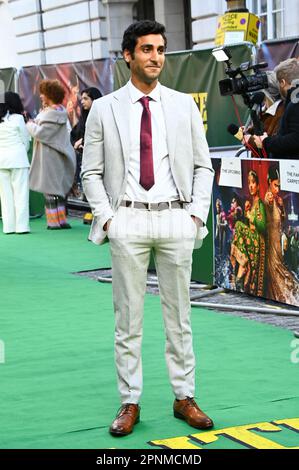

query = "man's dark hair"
[
  {"left": 81, "top": 87, "right": 102, "bottom": 101},
  {"left": 121, "top": 20, "right": 167, "bottom": 66},
  {"left": 73, "top": 88, "right": 102, "bottom": 139}
]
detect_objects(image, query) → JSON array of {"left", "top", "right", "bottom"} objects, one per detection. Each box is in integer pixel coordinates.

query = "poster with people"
[{"left": 212, "top": 158, "right": 299, "bottom": 307}]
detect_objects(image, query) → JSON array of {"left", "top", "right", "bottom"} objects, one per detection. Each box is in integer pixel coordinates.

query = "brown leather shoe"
[
  {"left": 173, "top": 397, "right": 213, "bottom": 429},
  {"left": 109, "top": 404, "right": 140, "bottom": 436}
]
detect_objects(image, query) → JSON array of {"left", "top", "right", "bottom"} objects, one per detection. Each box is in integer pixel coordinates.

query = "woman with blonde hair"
[{"left": 27, "top": 79, "right": 76, "bottom": 229}]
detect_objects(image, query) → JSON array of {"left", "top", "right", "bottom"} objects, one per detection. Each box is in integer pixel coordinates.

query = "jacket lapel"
[
  {"left": 111, "top": 85, "right": 130, "bottom": 168},
  {"left": 160, "top": 86, "right": 179, "bottom": 166}
]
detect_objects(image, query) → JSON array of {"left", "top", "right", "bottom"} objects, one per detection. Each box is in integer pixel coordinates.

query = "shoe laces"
[
  {"left": 117, "top": 404, "right": 138, "bottom": 417},
  {"left": 185, "top": 397, "right": 198, "bottom": 409}
]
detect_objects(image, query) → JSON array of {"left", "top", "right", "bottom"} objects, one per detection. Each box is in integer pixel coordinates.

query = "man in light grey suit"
[{"left": 81, "top": 20, "right": 214, "bottom": 437}]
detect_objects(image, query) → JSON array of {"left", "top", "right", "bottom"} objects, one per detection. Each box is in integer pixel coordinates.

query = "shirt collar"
[
  {"left": 128, "top": 79, "right": 161, "bottom": 104},
  {"left": 266, "top": 99, "right": 282, "bottom": 116}
]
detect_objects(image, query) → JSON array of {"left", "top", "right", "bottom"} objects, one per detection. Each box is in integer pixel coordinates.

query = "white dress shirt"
[{"left": 124, "top": 80, "right": 179, "bottom": 203}]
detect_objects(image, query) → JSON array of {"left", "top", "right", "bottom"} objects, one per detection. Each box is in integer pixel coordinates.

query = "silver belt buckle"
[
  {"left": 148, "top": 202, "right": 159, "bottom": 210},
  {"left": 159, "top": 202, "right": 169, "bottom": 210}
]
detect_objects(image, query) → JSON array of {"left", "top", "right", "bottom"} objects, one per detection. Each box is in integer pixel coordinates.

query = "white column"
[
  {"left": 154, "top": 0, "right": 166, "bottom": 25},
  {"left": 155, "top": 0, "right": 186, "bottom": 51},
  {"left": 191, "top": 0, "right": 223, "bottom": 49},
  {"left": 102, "top": 0, "right": 138, "bottom": 55}
]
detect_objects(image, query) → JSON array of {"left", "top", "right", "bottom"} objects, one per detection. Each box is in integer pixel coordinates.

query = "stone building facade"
[{"left": 1, "top": 0, "right": 298, "bottom": 67}]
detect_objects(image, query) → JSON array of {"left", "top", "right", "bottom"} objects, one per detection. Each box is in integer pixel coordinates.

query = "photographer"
[
  {"left": 242, "top": 71, "right": 284, "bottom": 154},
  {"left": 251, "top": 58, "right": 299, "bottom": 159}
]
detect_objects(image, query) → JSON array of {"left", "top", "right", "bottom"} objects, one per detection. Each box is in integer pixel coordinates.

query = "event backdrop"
[
  {"left": 212, "top": 157, "right": 299, "bottom": 307},
  {"left": 15, "top": 41, "right": 299, "bottom": 285},
  {"left": 257, "top": 36, "right": 299, "bottom": 70},
  {"left": 18, "top": 59, "right": 114, "bottom": 125}
]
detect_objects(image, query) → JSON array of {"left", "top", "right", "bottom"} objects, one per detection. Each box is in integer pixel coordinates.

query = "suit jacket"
[{"left": 81, "top": 83, "right": 214, "bottom": 249}]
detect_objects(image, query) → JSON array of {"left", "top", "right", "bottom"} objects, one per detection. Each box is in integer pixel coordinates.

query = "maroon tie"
[{"left": 139, "top": 96, "right": 155, "bottom": 190}]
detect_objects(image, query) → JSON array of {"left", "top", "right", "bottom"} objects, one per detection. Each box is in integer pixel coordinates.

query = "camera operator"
[
  {"left": 250, "top": 58, "right": 299, "bottom": 159},
  {"left": 242, "top": 71, "right": 284, "bottom": 153}
]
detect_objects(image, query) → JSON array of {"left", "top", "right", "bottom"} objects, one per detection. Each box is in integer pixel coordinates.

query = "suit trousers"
[
  {"left": 108, "top": 205, "right": 197, "bottom": 404},
  {"left": 0, "top": 168, "right": 30, "bottom": 233}
]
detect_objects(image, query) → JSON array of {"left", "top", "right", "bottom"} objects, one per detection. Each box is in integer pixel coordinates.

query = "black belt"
[{"left": 120, "top": 200, "right": 186, "bottom": 211}]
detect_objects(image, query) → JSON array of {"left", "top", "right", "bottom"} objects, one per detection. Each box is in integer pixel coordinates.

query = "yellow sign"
[
  {"left": 215, "top": 12, "right": 260, "bottom": 45},
  {"left": 190, "top": 92, "right": 208, "bottom": 133}
]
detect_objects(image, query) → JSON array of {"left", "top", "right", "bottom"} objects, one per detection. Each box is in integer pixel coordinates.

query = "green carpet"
[{"left": 0, "top": 218, "right": 298, "bottom": 449}]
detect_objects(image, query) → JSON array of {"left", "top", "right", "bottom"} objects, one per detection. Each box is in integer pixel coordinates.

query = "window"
[
  {"left": 249, "top": 0, "right": 284, "bottom": 41},
  {"left": 133, "top": 0, "right": 155, "bottom": 21}
]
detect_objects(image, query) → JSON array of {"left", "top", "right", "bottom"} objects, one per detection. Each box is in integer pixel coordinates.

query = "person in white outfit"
[{"left": 0, "top": 92, "right": 30, "bottom": 234}]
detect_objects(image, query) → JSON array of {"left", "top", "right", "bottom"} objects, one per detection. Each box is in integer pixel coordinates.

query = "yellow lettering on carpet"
[{"left": 150, "top": 418, "right": 299, "bottom": 449}]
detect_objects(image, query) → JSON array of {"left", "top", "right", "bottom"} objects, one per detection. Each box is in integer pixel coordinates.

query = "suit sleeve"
[
  {"left": 188, "top": 97, "right": 214, "bottom": 224},
  {"left": 81, "top": 101, "right": 114, "bottom": 229}
]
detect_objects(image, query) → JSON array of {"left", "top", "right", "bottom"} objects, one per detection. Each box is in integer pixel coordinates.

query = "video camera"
[
  {"left": 212, "top": 46, "right": 270, "bottom": 138},
  {"left": 212, "top": 46, "right": 269, "bottom": 97}
]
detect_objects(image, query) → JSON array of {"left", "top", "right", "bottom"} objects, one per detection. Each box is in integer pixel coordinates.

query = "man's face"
[{"left": 124, "top": 34, "right": 165, "bottom": 85}]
